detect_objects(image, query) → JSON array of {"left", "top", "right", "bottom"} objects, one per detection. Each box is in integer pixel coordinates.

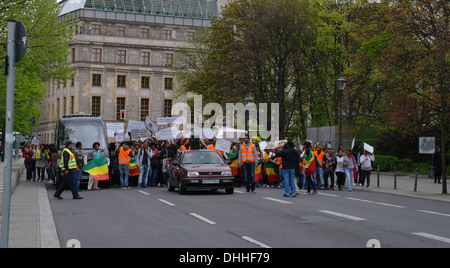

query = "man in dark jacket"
[
  {"left": 432, "top": 146, "right": 442, "bottom": 184},
  {"left": 275, "top": 140, "right": 300, "bottom": 197}
]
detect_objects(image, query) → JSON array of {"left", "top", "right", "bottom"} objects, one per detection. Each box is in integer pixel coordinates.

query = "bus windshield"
[{"left": 58, "top": 123, "right": 107, "bottom": 151}]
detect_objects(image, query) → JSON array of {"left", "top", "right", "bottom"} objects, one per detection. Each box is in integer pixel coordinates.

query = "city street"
[{"left": 46, "top": 184, "right": 450, "bottom": 248}]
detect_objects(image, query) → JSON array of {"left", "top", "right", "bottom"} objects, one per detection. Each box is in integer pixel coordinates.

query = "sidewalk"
[
  {"left": 0, "top": 160, "right": 60, "bottom": 248},
  {"left": 1, "top": 167, "right": 449, "bottom": 248},
  {"left": 369, "top": 173, "right": 450, "bottom": 203}
]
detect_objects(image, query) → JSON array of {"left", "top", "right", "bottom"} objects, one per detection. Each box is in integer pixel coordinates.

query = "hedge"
[{"left": 373, "top": 155, "right": 449, "bottom": 175}]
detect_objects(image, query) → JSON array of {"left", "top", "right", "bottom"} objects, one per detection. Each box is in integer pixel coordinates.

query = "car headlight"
[
  {"left": 187, "top": 172, "right": 200, "bottom": 177},
  {"left": 221, "top": 171, "right": 233, "bottom": 177}
]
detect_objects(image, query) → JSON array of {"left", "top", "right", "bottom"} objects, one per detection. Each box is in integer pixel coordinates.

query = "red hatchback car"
[{"left": 167, "top": 150, "right": 235, "bottom": 194}]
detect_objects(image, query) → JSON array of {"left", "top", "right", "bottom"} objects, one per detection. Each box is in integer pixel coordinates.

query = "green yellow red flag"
[{"left": 82, "top": 156, "right": 109, "bottom": 181}]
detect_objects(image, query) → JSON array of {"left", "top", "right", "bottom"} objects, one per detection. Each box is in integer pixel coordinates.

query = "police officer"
[{"left": 54, "top": 141, "right": 83, "bottom": 200}]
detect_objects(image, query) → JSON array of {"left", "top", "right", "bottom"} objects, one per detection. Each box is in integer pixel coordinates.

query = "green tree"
[{"left": 0, "top": 0, "right": 75, "bottom": 135}]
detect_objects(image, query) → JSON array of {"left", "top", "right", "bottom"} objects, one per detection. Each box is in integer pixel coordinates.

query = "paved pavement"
[{"left": 0, "top": 164, "right": 448, "bottom": 248}]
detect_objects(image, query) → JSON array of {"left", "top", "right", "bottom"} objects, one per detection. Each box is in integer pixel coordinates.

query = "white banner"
[
  {"left": 145, "top": 117, "right": 158, "bottom": 134},
  {"left": 106, "top": 123, "right": 125, "bottom": 138},
  {"left": 215, "top": 139, "right": 231, "bottom": 153},
  {"left": 157, "top": 117, "right": 186, "bottom": 125}
]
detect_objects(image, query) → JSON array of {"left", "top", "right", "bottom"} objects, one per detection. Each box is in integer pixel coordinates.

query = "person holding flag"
[
  {"left": 301, "top": 141, "right": 317, "bottom": 194},
  {"left": 86, "top": 142, "right": 108, "bottom": 190}
]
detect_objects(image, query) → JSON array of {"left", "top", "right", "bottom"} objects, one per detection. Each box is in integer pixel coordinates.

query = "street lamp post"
[{"left": 336, "top": 75, "right": 346, "bottom": 148}]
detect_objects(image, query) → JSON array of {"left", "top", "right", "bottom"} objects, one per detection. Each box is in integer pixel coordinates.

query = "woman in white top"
[
  {"left": 360, "top": 150, "right": 375, "bottom": 189},
  {"left": 335, "top": 150, "right": 345, "bottom": 191}
]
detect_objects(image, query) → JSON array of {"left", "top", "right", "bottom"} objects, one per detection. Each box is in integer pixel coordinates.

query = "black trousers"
[{"left": 54, "top": 169, "right": 80, "bottom": 198}]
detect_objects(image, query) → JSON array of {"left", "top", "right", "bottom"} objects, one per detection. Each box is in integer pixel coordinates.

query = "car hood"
[{"left": 181, "top": 163, "right": 231, "bottom": 172}]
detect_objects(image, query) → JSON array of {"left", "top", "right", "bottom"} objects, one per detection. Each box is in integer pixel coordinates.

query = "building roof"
[{"left": 59, "top": 0, "right": 218, "bottom": 19}]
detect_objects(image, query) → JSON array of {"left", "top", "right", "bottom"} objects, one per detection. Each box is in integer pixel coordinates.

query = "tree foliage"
[{"left": 0, "top": 0, "right": 75, "bottom": 135}]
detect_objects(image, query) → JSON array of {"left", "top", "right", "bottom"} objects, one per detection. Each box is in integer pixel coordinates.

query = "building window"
[
  {"left": 91, "top": 24, "right": 101, "bottom": 35},
  {"left": 141, "top": 76, "right": 150, "bottom": 89},
  {"left": 92, "top": 48, "right": 102, "bottom": 62},
  {"left": 117, "top": 75, "right": 126, "bottom": 87},
  {"left": 72, "top": 48, "right": 75, "bottom": 62},
  {"left": 116, "top": 26, "right": 125, "bottom": 37},
  {"left": 71, "top": 96, "right": 74, "bottom": 114},
  {"left": 163, "top": 29, "right": 173, "bottom": 40},
  {"left": 141, "top": 52, "right": 150, "bottom": 66},
  {"left": 164, "top": 99, "right": 173, "bottom": 117},
  {"left": 117, "top": 97, "right": 126, "bottom": 121},
  {"left": 185, "top": 31, "right": 194, "bottom": 41},
  {"left": 92, "top": 96, "right": 101, "bottom": 117},
  {"left": 164, "top": 53, "right": 173, "bottom": 67},
  {"left": 63, "top": 97, "right": 67, "bottom": 115},
  {"left": 140, "top": 28, "right": 149, "bottom": 39},
  {"left": 117, "top": 50, "right": 126, "bottom": 64},
  {"left": 92, "top": 74, "right": 102, "bottom": 87},
  {"left": 164, "top": 78, "right": 173, "bottom": 90},
  {"left": 141, "top": 98, "right": 149, "bottom": 121},
  {"left": 57, "top": 98, "right": 60, "bottom": 119}
]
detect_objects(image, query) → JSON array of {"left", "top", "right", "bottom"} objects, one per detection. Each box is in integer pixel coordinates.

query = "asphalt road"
[{"left": 46, "top": 184, "right": 450, "bottom": 248}]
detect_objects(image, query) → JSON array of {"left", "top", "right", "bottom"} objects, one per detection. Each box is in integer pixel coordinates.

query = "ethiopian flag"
[
  {"left": 255, "top": 159, "right": 263, "bottom": 182},
  {"left": 129, "top": 158, "right": 140, "bottom": 176},
  {"left": 226, "top": 152, "right": 239, "bottom": 176},
  {"left": 82, "top": 156, "right": 109, "bottom": 181},
  {"left": 264, "top": 161, "right": 279, "bottom": 182},
  {"left": 301, "top": 149, "right": 316, "bottom": 176}
]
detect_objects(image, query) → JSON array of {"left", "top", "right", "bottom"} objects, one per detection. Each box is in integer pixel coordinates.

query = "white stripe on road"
[
  {"left": 158, "top": 199, "right": 176, "bottom": 207},
  {"left": 189, "top": 213, "right": 216, "bottom": 225},
  {"left": 241, "top": 236, "right": 271, "bottom": 248},
  {"left": 416, "top": 210, "right": 450, "bottom": 218},
  {"left": 345, "top": 197, "right": 406, "bottom": 208},
  {"left": 318, "top": 192, "right": 340, "bottom": 197},
  {"left": 262, "top": 197, "right": 293, "bottom": 204},
  {"left": 138, "top": 190, "right": 150, "bottom": 196},
  {"left": 318, "top": 210, "right": 366, "bottom": 221},
  {"left": 412, "top": 233, "right": 450, "bottom": 244}
]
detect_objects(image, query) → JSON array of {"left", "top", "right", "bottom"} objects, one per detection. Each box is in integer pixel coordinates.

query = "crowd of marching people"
[{"left": 20, "top": 134, "right": 376, "bottom": 199}]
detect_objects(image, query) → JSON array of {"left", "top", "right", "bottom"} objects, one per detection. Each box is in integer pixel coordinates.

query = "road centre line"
[
  {"left": 412, "top": 232, "right": 450, "bottom": 244},
  {"left": 138, "top": 190, "right": 150, "bottom": 196},
  {"left": 416, "top": 209, "right": 450, "bottom": 218},
  {"left": 262, "top": 197, "right": 293, "bottom": 204},
  {"left": 345, "top": 197, "right": 406, "bottom": 208},
  {"left": 189, "top": 213, "right": 216, "bottom": 225},
  {"left": 318, "top": 210, "right": 366, "bottom": 221},
  {"left": 318, "top": 192, "right": 340, "bottom": 197},
  {"left": 158, "top": 199, "right": 176, "bottom": 207},
  {"left": 241, "top": 236, "right": 271, "bottom": 248}
]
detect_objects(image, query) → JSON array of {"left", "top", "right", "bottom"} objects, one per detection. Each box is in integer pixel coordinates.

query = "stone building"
[{"left": 36, "top": 0, "right": 220, "bottom": 144}]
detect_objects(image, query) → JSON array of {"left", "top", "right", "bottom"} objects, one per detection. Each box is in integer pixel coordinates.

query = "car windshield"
[
  {"left": 182, "top": 151, "right": 225, "bottom": 165},
  {"left": 58, "top": 123, "right": 107, "bottom": 151}
]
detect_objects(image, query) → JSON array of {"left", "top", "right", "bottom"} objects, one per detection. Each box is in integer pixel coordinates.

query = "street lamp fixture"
[{"left": 336, "top": 75, "right": 346, "bottom": 148}]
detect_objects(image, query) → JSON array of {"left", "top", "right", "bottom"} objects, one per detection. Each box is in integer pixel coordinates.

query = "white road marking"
[
  {"left": 189, "top": 213, "right": 216, "bottom": 225},
  {"left": 262, "top": 197, "right": 293, "bottom": 204},
  {"left": 234, "top": 190, "right": 245, "bottom": 194},
  {"left": 345, "top": 197, "right": 406, "bottom": 208},
  {"left": 318, "top": 192, "right": 340, "bottom": 197},
  {"left": 241, "top": 236, "right": 271, "bottom": 248},
  {"left": 416, "top": 210, "right": 450, "bottom": 218},
  {"left": 138, "top": 190, "right": 150, "bottom": 195},
  {"left": 158, "top": 199, "right": 176, "bottom": 207},
  {"left": 412, "top": 232, "right": 450, "bottom": 244},
  {"left": 318, "top": 210, "right": 366, "bottom": 221}
]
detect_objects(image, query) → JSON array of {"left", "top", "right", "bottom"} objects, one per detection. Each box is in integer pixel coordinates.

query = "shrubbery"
[{"left": 373, "top": 155, "right": 448, "bottom": 175}]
